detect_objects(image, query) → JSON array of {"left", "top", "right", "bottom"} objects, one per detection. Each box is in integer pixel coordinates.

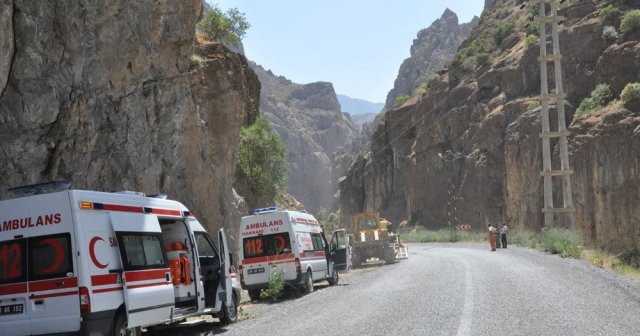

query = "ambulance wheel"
[
  {"left": 327, "top": 268, "right": 339, "bottom": 286},
  {"left": 113, "top": 312, "right": 140, "bottom": 336},
  {"left": 303, "top": 270, "right": 314, "bottom": 294},
  {"left": 219, "top": 292, "right": 238, "bottom": 325},
  {"left": 248, "top": 289, "right": 261, "bottom": 301}
]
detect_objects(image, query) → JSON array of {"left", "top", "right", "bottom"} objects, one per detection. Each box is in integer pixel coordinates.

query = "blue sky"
[{"left": 209, "top": 1, "right": 484, "bottom": 103}]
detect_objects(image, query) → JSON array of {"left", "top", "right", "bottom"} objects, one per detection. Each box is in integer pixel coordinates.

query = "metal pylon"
[{"left": 537, "top": 0, "right": 574, "bottom": 228}]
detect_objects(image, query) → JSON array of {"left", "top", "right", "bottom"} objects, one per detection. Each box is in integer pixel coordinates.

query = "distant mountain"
[
  {"left": 350, "top": 113, "right": 377, "bottom": 128},
  {"left": 337, "top": 94, "right": 384, "bottom": 115}
]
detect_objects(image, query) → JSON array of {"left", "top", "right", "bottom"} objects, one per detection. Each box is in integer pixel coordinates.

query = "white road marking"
[{"left": 456, "top": 258, "right": 473, "bottom": 336}]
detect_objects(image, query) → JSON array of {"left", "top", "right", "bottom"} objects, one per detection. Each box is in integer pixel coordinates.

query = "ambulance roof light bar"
[
  {"left": 114, "top": 191, "right": 146, "bottom": 197},
  {"left": 8, "top": 180, "right": 72, "bottom": 197},
  {"left": 254, "top": 206, "right": 278, "bottom": 214}
]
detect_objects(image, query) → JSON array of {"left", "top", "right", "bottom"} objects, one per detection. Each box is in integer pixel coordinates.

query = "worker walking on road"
[
  {"left": 501, "top": 223, "right": 508, "bottom": 248},
  {"left": 488, "top": 224, "right": 497, "bottom": 251},
  {"left": 495, "top": 225, "right": 502, "bottom": 249}
]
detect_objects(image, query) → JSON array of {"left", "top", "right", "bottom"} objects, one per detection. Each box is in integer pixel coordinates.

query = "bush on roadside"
[
  {"left": 620, "top": 82, "right": 640, "bottom": 110},
  {"left": 540, "top": 228, "right": 582, "bottom": 258},
  {"left": 620, "top": 9, "right": 640, "bottom": 34},
  {"left": 527, "top": 100, "right": 541, "bottom": 111},
  {"left": 260, "top": 268, "right": 284, "bottom": 301}
]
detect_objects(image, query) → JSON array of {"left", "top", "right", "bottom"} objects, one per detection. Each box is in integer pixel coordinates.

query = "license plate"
[
  {"left": 248, "top": 267, "right": 265, "bottom": 274},
  {"left": 0, "top": 304, "right": 24, "bottom": 315}
]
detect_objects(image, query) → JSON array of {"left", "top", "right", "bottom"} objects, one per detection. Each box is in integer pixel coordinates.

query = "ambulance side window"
[
  {"left": 195, "top": 233, "right": 218, "bottom": 258},
  {"left": 117, "top": 232, "right": 168, "bottom": 271},
  {"left": 310, "top": 233, "right": 325, "bottom": 251},
  {"left": 0, "top": 238, "right": 27, "bottom": 284},
  {"left": 28, "top": 234, "right": 73, "bottom": 281}
]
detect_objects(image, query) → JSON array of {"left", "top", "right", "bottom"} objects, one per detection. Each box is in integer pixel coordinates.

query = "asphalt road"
[{"left": 156, "top": 243, "right": 640, "bottom": 336}]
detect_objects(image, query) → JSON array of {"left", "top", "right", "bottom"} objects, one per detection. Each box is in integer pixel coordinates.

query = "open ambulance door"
[
  {"left": 217, "top": 229, "right": 232, "bottom": 306},
  {"left": 110, "top": 212, "right": 174, "bottom": 328},
  {"left": 330, "top": 229, "right": 350, "bottom": 272}
]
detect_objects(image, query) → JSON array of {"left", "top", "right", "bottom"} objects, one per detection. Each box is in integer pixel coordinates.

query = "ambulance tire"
[
  {"left": 219, "top": 292, "right": 238, "bottom": 325},
  {"left": 248, "top": 289, "right": 261, "bottom": 301},
  {"left": 113, "top": 312, "right": 141, "bottom": 336},
  {"left": 303, "top": 270, "right": 314, "bottom": 294},
  {"left": 327, "top": 268, "right": 339, "bottom": 286}
]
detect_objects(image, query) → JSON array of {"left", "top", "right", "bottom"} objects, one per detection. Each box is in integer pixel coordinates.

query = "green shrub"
[
  {"left": 394, "top": 95, "right": 410, "bottom": 107},
  {"left": 575, "top": 97, "right": 597, "bottom": 117},
  {"left": 493, "top": 20, "right": 516, "bottom": 46},
  {"left": 540, "top": 228, "right": 583, "bottom": 258},
  {"left": 620, "top": 9, "right": 640, "bottom": 34},
  {"left": 522, "top": 21, "right": 540, "bottom": 37},
  {"left": 476, "top": 53, "right": 490, "bottom": 66},
  {"left": 403, "top": 228, "right": 485, "bottom": 243},
  {"left": 456, "top": 32, "right": 493, "bottom": 62},
  {"left": 510, "top": 230, "right": 540, "bottom": 249},
  {"left": 496, "top": 8, "right": 509, "bottom": 20},
  {"left": 575, "top": 84, "right": 615, "bottom": 117},
  {"left": 524, "top": 34, "right": 538, "bottom": 48},
  {"left": 197, "top": 6, "right": 250, "bottom": 46},
  {"left": 602, "top": 26, "right": 619, "bottom": 41},
  {"left": 527, "top": 100, "right": 541, "bottom": 111},
  {"left": 591, "top": 84, "right": 614, "bottom": 106},
  {"left": 620, "top": 82, "right": 640, "bottom": 110},
  {"left": 461, "top": 56, "right": 476, "bottom": 72},
  {"left": 260, "top": 268, "right": 284, "bottom": 301},
  {"left": 599, "top": 5, "right": 620, "bottom": 20},
  {"left": 238, "top": 116, "right": 288, "bottom": 201}
]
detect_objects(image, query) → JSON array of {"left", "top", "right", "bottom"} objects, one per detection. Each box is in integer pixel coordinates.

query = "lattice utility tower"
[{"left": 537, "top": 0, "right": 574, "bottom": 227}]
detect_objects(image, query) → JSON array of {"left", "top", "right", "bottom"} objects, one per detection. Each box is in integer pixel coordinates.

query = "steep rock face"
[
  {"left": 0, "top": 0, "right": 260, "bottom": 237},
  {"left": 341, "top": 1, "right": 640, "bottom": 259},
  {"left": 384, "top": 9, "right": 478, "bottom": 110},
  {"left": 250, "top": 63, "right": 357, "bottom": 212}
]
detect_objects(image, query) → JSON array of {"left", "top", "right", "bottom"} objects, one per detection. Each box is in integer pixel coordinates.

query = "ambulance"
[
  {"left": 0, "top": 182, "right": 239, "bottom": 336},
  {"left": 238, "top": 207, "right": 349, "bottom": 300}
]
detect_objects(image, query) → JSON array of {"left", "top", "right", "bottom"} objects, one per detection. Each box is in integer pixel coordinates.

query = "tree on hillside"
[
  {"left": 238, "top": 116, "right": 288, "bottom": 202},
  {"left": 197, "top": 6, "right": 249, "bottom": 46}
]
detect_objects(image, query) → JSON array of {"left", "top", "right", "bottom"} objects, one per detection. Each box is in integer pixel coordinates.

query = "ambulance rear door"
[
  {"left": 26, "top": 193, "right": 80, "bottom": 335},
  {"left": 110, "top": 212, "right": 173, "bottom": 328},
  {"left": 218, "top": 229, "right": 232, "bottom": 306}
]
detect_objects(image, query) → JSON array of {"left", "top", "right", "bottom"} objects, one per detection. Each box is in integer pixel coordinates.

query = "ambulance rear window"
[
  {"left": 117, "top": 233, "right": 168, "bottom": 271},
  {"left": 0, "top": 238, "right": 27, "bottom": 285},
  {"left": 29, "top": 234, "right": 73, "bottom": 281},
  {"left": 243, "top": 233, "right": 291, "bottom": 258}
]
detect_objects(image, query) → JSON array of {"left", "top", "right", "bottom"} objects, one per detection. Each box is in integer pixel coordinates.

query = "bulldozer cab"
[{"left": 354, "top": 212, "right": 388, "bottom": 242}]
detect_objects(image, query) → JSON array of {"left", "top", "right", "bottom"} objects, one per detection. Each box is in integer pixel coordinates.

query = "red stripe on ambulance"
[
  {"left": 91, "top": 274, "right": 119, "bottom": 286},
  {"left": 31, "top": 290, "right": 79, "bottom": 300},
  {"left": 0, "top": 282, "right": 27, "bottom": 296},
  {"left": 29, "top": 277, "right": 78, "bottom": 292},
  {"left": 242, "top": 253, "right": 294, "bottom": 265},
  {"left": 124, "top": 269, "right": 170, "bottom": 282}
]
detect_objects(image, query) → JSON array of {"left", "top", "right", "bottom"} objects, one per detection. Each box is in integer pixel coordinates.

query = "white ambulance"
[
  {"left": 0, "top": 182, "right": 240, "bottom": 336},
  {"left": 238, "top": 207, "right": 349, "bottom": 300}
]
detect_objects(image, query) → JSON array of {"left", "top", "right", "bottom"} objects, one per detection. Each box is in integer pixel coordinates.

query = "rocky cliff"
[
  {"left": 340, "top": 1, "right": 640, "bottom": 262},
  {"left": 0, "top": 0, "right": 260, "bottom": 237},
  {"left": 249, "top": 63, "right": 358, "bottom": 212},
  {"left": 384, "top": 9, "right": 478, "bottom": 110}
]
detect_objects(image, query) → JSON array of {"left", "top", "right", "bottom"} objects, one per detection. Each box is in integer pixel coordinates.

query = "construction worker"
[
  {"left": 488, "top": 224, "right": 497, "bottom": 251},
  {"left": 501, "top": 223, "right": 508, "bottom": 248},
  {"left": 495, "top": 225, "right": 502, "bottom": 249}
]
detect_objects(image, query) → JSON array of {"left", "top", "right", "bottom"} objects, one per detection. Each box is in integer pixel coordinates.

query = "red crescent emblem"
[
  {"left": 274, "top": 236, "right": 286, "bottom": 252},
  {"left": 39, "top": 239, "right": 65, "bottom": 274},
  {"left": 89, "top": 237, "right": 109, "bottom": 269}
]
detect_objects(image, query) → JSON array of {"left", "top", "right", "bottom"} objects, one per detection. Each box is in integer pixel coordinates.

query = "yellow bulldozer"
[{"left": 350, "top": 212, "right": 408, "bottom": 267}]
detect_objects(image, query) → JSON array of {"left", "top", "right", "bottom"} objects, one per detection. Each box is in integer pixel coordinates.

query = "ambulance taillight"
[
  {"left": 295, "top": 257, "right": 301, "bottom": 274},
  {"left": 79, "top": 286, "right": 91, "bottom": 314}
]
